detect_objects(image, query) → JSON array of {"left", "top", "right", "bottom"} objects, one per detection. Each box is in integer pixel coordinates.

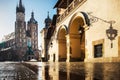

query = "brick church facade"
[{"left": 0, "top": 0, "right": 39, "bottom": 61}]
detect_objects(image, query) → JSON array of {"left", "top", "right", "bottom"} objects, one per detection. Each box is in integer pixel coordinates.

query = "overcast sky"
[{"left": 0, "top": 0, "right": 57, "bottom": 48}]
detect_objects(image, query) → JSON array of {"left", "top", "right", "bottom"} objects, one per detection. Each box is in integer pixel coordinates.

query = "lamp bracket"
[{"left": 87, "top": 12, "right": 116, "bottom": 25}]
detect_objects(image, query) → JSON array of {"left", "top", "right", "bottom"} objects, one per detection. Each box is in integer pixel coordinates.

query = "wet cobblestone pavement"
[
  {"left": 0, "top": 62, "right": 37, "bottom": 80},
  {"left": 0, "top": 62, "right": 120, "bottom": 80}
]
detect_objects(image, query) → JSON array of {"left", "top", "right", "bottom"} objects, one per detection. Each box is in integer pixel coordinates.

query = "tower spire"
[
  {"left": 19, "top": 0, "right": 22, "bottom": 7},
  {"left": 31, "top": 11, "right": 34, "bottom": 19},
  {"left": 16, "top": 0, "right": 25, "bottom": 13},
  {"left": 47, "top": 11, "right": 50, "bottom": 18}
]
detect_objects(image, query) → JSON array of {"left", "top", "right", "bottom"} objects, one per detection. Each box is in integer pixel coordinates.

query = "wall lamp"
[
  {"left": 87, "top": 12, "right": 118, "bottom": 48},
  {"left": 106, "top": 22, "right": 117, "bottom": 48}
]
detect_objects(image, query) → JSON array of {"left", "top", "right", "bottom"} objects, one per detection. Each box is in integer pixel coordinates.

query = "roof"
[
  {"left": 51, "top": 14, "right": 57, "bottom": 26},
  {"left": 2, "top": 32, "right": 15, "bottom": 42},
  {"left": 54, "top": 0, "right": 73, "bottom": 8}
]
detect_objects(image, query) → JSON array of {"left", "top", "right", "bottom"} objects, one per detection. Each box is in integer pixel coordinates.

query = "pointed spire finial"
[
  {"left": 19, "top": 0, "right": 22, "bottom": 7},
  {"left": 47, "top": 11, "right": 49, "bottom": 18},
  {"left": 16, "top": 0, "right": 25, "bottom": 13},
  {"left": 31, "top": 11, "right": 34, "bottom": 18}
]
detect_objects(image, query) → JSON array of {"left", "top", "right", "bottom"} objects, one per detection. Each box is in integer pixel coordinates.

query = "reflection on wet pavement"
[
  {"left": 39, "top": 62, "right": 120, "bottom": 80},
  {"left": 0, "top": 62, "right": 120, "bottom": 80}
]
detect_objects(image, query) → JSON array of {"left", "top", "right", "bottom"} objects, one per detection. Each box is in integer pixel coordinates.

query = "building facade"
[
  {"left": 42, "top": 0, "right": 120, "bottom": 62},
  {"left": 41, "top": 12, "right": 57, "bottom": 61},
  {"left": 0, "top": 0, "right": 39, "bottom": 61}
]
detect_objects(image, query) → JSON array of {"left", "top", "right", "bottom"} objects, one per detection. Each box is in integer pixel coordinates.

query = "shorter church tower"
[
  {"left": 27, "top": 12, "right": 38, "bottom": 50},
  {"left": 26, "top": 12, "right": 39, "bottom": 60}
]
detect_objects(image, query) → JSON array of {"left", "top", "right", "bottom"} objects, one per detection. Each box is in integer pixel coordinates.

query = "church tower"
[
  {"left": 15, "top": 0, "right": 27, "bottom": 60},
  {"left": 27, "top": 12, "right": 38, "bottom": 51}
]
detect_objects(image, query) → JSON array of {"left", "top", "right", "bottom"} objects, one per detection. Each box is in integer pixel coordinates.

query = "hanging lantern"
[{"left": 106, "top": 23, "right": 117, "bottom": 48}]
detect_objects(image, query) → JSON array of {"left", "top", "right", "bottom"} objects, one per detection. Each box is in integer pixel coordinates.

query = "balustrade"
[{"left": 57, "top": 0, "right": 85, "bottom": 23}]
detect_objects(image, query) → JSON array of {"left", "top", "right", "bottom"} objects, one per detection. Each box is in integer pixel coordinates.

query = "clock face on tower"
[{"left": 17, "top": 13, "right": 25, "bottom": 21}]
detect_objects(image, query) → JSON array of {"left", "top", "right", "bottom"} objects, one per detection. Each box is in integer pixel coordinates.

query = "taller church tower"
[{"left": 15, "top": 0, "right": 27, "bottom": 60}]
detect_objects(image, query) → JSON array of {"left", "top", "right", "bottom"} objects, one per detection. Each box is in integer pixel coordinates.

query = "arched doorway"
[
  {"left": 58, "top": 26, "right": 67, "bottom": 61},
  {"left": 69, "top": 15, "right": 85, "bottom": 62}
]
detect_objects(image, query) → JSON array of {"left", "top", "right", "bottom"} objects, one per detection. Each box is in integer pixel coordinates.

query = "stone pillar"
[{"left": 66, "top": 34, "right": 70, "bottom": 62}]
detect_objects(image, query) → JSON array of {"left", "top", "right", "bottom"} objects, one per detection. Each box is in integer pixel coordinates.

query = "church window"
[
  {"left": 20, "top": 39, "right": 22, "bottom": 42},
  {"left": 20, "top": 34, "right": 21, "bottom": 37},
  {"left": 23, "top": 39, "right": 26, "bottom": 43},
  {"left": 32, "top": 45, "right": 34, "bottom": 48},
  {"left": 20, "top": 29, "right": 21, "bottom": 32},
  {"left": 23, "top": 34, "right": 25, "bottom": 38},
  {"left": 23, "top": 30, "right": 25, "bottom": 33}
]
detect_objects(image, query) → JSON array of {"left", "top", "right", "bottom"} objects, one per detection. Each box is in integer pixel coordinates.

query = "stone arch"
[
  {"left": 68, "top": 12, "right": 90, "bottom": 32},
  {"left": 57, "top": 25, "right": 68, "bottom": 61},
  {"left": 68, "top": 12, "right": 89, "bottom": 61},
  {"left": 57, "top": 25, "right": 68, "bottom": 38}
]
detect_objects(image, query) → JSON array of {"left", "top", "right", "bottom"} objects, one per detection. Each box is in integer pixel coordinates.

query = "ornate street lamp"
[{"left": 106, "top": 22, "right": 118, "bottom": 48}]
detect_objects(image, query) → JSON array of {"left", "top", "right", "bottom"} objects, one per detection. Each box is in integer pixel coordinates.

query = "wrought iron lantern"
[{"left": 106, "top": 23, "right": 117, "bottom": 48}]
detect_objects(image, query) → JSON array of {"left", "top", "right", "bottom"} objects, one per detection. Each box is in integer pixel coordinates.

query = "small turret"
[{"left": 44, "top": 12, "right": 52, "bottom": 28}]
